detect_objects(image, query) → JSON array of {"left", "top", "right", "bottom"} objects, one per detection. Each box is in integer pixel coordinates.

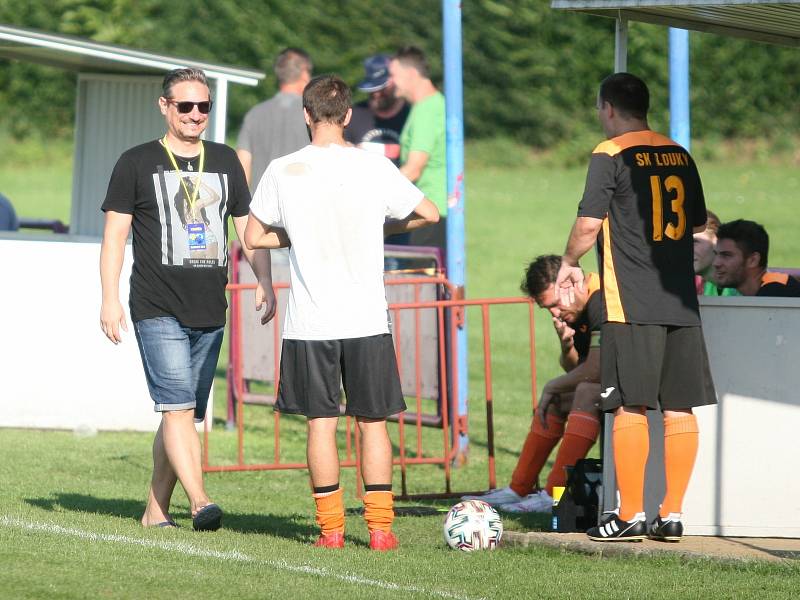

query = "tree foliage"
[{"left": 1, "top": 0, "right": 798, "bottom": 145}]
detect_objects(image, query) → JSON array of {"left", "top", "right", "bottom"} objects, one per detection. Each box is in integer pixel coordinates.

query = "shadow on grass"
[
  {"left": 25, "top": 493, "right": 317, "bottom": 541},
  {"left": 500, "top": 511, "right": 551, "bottom": 533}
]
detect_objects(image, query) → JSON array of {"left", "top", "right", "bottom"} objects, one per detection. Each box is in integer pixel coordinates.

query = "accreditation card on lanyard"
[{"left": 162, "top": 135, "right": 206, "bottom": 250}]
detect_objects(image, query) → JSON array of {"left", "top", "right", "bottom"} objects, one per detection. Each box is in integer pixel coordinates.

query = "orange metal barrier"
[{"left": 204, "top": 282, "right": 537, "bottom": 499}]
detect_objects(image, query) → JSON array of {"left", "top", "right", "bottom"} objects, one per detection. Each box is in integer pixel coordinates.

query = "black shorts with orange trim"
[
  {"left": 600, "top": 323, "right": 717, "bottom": 412},
  {"left": 276, "top": 334, "right": 407, "bottom": 419}
]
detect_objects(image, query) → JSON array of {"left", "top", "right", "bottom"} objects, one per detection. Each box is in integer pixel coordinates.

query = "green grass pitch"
[{"left": 1, "top": 138, "right": 799, "bottom": 598}]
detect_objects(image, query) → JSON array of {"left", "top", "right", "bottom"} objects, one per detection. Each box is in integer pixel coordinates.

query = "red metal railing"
[{"left": 204, "top": 281, "right": 537, "bottom": 499}]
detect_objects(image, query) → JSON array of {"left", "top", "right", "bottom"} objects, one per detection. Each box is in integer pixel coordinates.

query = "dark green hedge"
[{"left": 1, "top": 0, "right": 798, "bottom": 145}]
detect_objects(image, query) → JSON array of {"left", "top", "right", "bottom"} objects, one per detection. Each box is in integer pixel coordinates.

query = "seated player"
[
  {"left": 463, "top": 255, "right": 602, "bottom": 513},
  {"left": 713, "top": 219, "right": 800, "bottom": 297},
  {"left": 694, "top": 210, "right": 738, "bottom": 297}
]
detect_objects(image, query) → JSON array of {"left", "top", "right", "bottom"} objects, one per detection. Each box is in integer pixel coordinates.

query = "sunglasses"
[{"left": 167, "top": 99, "right": 213, "bottom": 114}]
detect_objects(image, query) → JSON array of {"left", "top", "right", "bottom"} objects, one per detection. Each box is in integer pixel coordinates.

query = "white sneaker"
[
  {"left": 500, "top": 490, "right": 554, "bottom": 513},
  {"left": 461, "top": 486, "right": 523, "bottom": 506}
]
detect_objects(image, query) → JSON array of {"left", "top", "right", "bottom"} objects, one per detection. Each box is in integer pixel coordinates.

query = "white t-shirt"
[{"left": 250, "top": 144, "right": 424, "bottom": 340}]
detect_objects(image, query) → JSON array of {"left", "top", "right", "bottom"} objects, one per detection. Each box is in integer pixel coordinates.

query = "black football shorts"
[
  {"left": 600, "top": 323, "right": 717, "bottom": 412},
  {"left": 276, "top": 333, "right": 407, "bottom": 419}
]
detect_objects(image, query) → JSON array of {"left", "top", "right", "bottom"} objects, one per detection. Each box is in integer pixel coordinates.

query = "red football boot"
[
  {"left": 369, "top": 530, "right": 399, "bottom": 551},
  {"left": 314, "top": 532, "right": 344, "bottom": 548}
]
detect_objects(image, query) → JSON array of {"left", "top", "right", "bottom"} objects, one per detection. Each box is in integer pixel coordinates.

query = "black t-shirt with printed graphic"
[
  {"left": 577, "top": 130, "right": 707, "bottom": 326},
  {"left": 344, "top": 101, "right": 410, "bottom": 166},
  {"left": 102, "top": 139, "right": 250, "bottom": 328}
]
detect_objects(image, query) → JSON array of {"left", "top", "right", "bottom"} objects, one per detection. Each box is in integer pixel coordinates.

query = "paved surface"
[{"left": 502, "top": 530, "right": 800, "bottom": 563}]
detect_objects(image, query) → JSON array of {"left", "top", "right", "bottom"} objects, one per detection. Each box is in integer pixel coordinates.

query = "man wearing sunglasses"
[{"left": 100, "top": 68, "right": 277, "bottom": 532}]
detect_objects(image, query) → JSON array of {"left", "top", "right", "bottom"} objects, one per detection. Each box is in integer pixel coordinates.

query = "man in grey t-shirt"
[{"left": 236, "top": 48, "right": 313, "bottom": 192}]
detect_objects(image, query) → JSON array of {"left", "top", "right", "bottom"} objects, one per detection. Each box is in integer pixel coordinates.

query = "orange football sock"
[
  {"left": 660, "top": 414, "right": 699, "bottom": 517},
  {"left": 313, "top": 488, "right": 345, "bottom": 536},
  {"left": 509, "top": 414, "right": 565, "bottom": 498},
  {"left": 363, "top": 490, "right": 394, "bottom": 533},
  {"left": 544, "top": 411, "right": 600, "bottom": 495},
  {"left": 613, "top": 412, "right": 649, "bottom": 521}
]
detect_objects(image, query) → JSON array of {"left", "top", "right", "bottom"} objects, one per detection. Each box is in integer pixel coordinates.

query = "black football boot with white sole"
[
  {"left": 586, "top": 511, "right": 647, "bottom": 542},
  {"left": 648, "top": 514, "right": 684, "bottom": 542}
]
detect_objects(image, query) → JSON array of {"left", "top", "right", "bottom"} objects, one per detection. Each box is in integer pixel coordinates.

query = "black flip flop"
[
  {"left": 156, "top": 520, "right": 179, "bottom": 528},
  {"left": 193, "top": 504, "right": 222, "bottom": 531}
]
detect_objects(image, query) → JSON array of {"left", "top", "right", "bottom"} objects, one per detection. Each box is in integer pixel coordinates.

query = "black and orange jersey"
[
  {"left": 572, "top": 272, "right": 603, "bottom": 361},
  {"left": 577, "top": 130, "right": 707, "bottom": 326},
  {"left": 757, "top": 272, "right": 800, "bottom": 297}
]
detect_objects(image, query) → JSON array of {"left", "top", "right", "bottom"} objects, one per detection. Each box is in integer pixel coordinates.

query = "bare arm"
[
  {"left": 556, "top": 216, "right": 604, "bottom": 304},
  {"left": 236, "top": 149, "right": 253, "bottom": 188},
  {"left": 535, "top": 347, "right": 600, "bottom": 426},
  {"left": 399, "top": 150, "right": 430, "bottom": 183},
  {"left": 563, "top": 216, "right": 604, "bottom": 267},
  {"left": 553, "top": 318, "right": 580, "bottom": 372},
  {"left": 243, "top": 212, "right": 291, "bottom": 250},
  {"left": 99, "top": 211, "right": 133, "bottom": 344},
  {"left": 384, "top": 197, "right": 440, "bottom": 236},
  {"left": 546, "top": 346, "right": 600, "bottom": 394},
  {"left": 233, "top": 215, "right": 276, "bottom": 325}
]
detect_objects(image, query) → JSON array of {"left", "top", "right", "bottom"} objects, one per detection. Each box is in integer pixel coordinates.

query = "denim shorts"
[{"left": 133, "top": 317, "right": 224, "bottom": 422}]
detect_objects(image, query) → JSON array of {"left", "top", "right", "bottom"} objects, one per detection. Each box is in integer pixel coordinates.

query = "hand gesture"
[
  {"left": 255, "top": 280, "right": 277, "bottom": 325},
  {"left": 535, "top": 388, "right": 559, "bottom": 429},
  {"left": 555, "top": 261, "right": 584, "bottom": 307},
  {"left": 552, "top": 316, "right": 575, "bottom": 349},
  {"left": 100, "top": 300, "right": 128, "bottom": 344}
]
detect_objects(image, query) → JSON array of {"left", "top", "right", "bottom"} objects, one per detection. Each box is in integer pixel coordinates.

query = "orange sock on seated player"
[
  {"left": 613, "top": 411, "right": 649, "bottom": 521},
  {"left": 509, "top": 414, "right": 565, "bottom": 497},
  {"left": 661, "top": 414, "right": 699, "bottom": 517},
  {"left": 544, "top": 411, "right": 600, "bottom": 495},
  {"left": 313, "top": 484, "right": 345, "bottom": 542}
]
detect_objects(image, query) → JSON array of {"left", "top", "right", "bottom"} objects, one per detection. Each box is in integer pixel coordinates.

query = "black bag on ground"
[{"left": 551, "top": 458, "right": 602, "bottom": 533}]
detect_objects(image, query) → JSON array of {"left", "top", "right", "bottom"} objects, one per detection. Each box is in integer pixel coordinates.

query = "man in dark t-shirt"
[
  {"left": 99, "top": 68, "right": 276, "bottom": 532},
  {"left": 345, "top": 54, "right": 410, "bottom": 167},
  {"left": 463, "top": 255, "right": 602, "bottom": 514},
  {"left": 346, "top": 54, "right": 411, "bottom": 249},
  {"left": 713, "top": 219, "right": 800, "bottom": 297},
  {"left": 556, "top": 73, "right": 716, "bottom": 543}
]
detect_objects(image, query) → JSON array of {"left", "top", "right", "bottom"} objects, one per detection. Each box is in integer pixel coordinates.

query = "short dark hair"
[
  {"left": 598, "top": 72, "right": 649, "bottom": 120},
  {"left": 521, "top": 255, "right": 562, "bottom": 298},
  {"left": 162, "top": 68, "right": 209, "bottom": 99},
  {"left": 717, "top": 219, "right": 769, "bottom": 269},
  {"left": 303, "top": 75, "right": 351, "bottom": 125},
  {"left": 393, "top": 46, "right": 430, "bottom": 78},
  {"left": 274, "top": 48, "right": 312, "bottom": 85}
]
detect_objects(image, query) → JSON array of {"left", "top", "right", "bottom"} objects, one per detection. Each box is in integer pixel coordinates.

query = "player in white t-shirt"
[{"left": 245, "top": 75, "right": 439, "bottom": 551}]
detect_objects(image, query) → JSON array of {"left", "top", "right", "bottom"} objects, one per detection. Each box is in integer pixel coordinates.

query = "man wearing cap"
[
  {"left": 237, "top": 48, "right": 313, "bottom": 192},
  {"left": 345, "top": 54, "right": 410, "bottom": 168}
]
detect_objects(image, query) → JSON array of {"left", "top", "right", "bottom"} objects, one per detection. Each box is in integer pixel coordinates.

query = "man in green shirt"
[{"left": 390, "top": 46, "right": 447, "bottom": 256}]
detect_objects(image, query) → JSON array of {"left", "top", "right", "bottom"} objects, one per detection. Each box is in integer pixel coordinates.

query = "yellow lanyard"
[{"left": 161, "top": 135, "right": 205, "bottom": 211}]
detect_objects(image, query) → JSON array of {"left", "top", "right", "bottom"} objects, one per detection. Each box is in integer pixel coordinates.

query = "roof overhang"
[
  {"left": 551, "top": 1, "right": 800, "bottom": 47},
  {"left": 0, "top": 24, "right": 264, "bottom": 85}
]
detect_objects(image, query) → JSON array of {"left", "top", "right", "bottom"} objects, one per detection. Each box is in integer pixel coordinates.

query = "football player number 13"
[{"left": 650, "top": 175, "right": 686, "bottom": 241}]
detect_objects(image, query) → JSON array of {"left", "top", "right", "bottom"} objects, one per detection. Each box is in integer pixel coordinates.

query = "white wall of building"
[{"left": 0, "top": 235, "right": 212, "bottom": 432}]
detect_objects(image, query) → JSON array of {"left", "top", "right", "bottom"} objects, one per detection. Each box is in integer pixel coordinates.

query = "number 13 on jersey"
[{"left": 650, "top": 175, "right": 686, "bottom": 241}]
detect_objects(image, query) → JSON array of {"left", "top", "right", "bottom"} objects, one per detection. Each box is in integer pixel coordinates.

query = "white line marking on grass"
[{"left": 1, "top": 516, "right": 484, "bottom": 600}]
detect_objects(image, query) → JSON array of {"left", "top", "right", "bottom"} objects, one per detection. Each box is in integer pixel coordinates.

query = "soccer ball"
[{"left": 443, "top": 500, "right": 503, "bottom": 551}]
